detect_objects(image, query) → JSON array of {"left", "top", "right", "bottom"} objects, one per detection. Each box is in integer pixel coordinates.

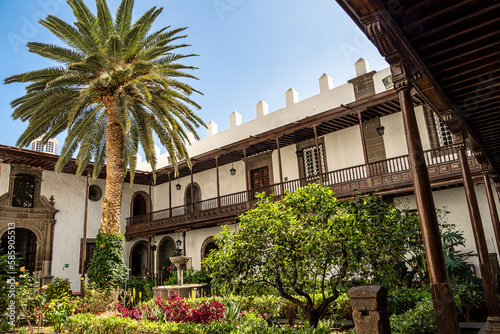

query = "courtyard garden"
[{"left": 0, "top": 184, "right": 487, "bottom": 333}]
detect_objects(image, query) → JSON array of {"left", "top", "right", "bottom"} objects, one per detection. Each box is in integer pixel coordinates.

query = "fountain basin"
[{"left": 153, "top": 283, "right": 208, "bottom": 299}]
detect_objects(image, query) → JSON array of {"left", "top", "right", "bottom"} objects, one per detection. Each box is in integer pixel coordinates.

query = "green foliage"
[
  {"left": 45, "top": 276, "right": 72, "bottom": 301},
  {"left": 81, "top": 281, "right": 115, "bottom": 314},
  {"left": 44, "top": 295, "right": 79, "bottom": 332},
  {"left": 16, "top": 270, "right": 47, "bottom": 331},
  {"left": 453, "top": 282, "right": 483, "bottom": 322},
  {"left": 87, "top": 232, "right": 129, "bottom": 288},
  {"left": 164, "top": 267, "right": 212, "bottom": 287},
  {"left": 5, "top": 0, "right": 204, "bottom": 179},
  {"left": 122, "top": 275, "right": 153, "bottom": 305},
  {"left": 204, "top": 184, "right": 420, "bottom": 327},
  {"left": 66, "top": 312, "right": 339, "bottom": 334},
  {"left": 390, "top": 295, "right": 436, "bottom": 334}
]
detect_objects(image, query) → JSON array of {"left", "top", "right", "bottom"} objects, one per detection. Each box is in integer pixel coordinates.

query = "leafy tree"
[
  {"left": 204, "top": 183, "right": 416, "bottom": 327},
  {"left": 5, "top": 0, "right": 204, "bottom": 285}
]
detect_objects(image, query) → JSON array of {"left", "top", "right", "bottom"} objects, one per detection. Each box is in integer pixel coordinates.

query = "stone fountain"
[{"left": 153, "top": 243, "right": 207, "bottom": 299}]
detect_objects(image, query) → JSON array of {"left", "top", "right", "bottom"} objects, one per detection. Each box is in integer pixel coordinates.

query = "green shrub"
[
  {"left": 45, "top": 276, "right": 72, "bottom": 301},
  {"left": 387, "top": 287, "right": 430, "bottom": 315},
  {"left": 453, "top": 282, "right": 482, "bottom": 322},
  {"left": 86, "top": 232, "right": 129, "bottom": 289},
  {"left": 390, "top": 296, "right": 436, "bottom": 334}
]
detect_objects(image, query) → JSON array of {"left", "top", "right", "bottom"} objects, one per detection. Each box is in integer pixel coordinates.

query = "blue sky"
[{"left": 0, "top": 0, "right": 387, "bottom": 152}]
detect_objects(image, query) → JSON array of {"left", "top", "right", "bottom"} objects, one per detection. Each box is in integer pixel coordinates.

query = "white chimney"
[
  {"left": 207, "top": 121, "right": 218, "bottom": 136},
  {"left": 230, "top": 111, "right": 242, "bottom": 128},
  {"left": 285, "top": 88, "right": 299, "bottom": 107},
  {"left": 154, "top": 145, "right": 161, "bottom": 158},
  {"left": 355, "top": 58, "right": 370, "bottom": 76},
  {"left": 318, "top": 73, "right": 333, "bottom": 93},
  {"left": 256, "top": 100, "right": 269, "bottom": 118},
  {"left": 187, "top": 131, "right": 196, "bottom": 143}
]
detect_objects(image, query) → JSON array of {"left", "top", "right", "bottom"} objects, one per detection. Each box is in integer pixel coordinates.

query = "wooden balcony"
[{"left": 125, "top": 145, "right": 481, "bottom": 239}]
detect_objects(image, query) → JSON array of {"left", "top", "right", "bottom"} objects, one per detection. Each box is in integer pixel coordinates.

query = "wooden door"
[{"left": 250, "top": 166, "right": 270, "bottom": 200}]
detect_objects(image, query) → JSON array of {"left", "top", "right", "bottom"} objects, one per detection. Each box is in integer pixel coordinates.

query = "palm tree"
[{"left": 5, "top": 0, "right": 204, "bottom": 235}]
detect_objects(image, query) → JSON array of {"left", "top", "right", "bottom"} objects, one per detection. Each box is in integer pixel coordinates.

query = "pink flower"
[
  {"left": 168, "top": 266, "right": 172, "bottom": 270},
  {"left": 264, "top": 313, "right": 268, "bottom": 317},
  {"left": 162, "top": 267, "right": 165, "bottom": 269}
]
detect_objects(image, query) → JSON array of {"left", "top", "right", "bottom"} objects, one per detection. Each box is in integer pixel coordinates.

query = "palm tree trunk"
[{"left": 101, "top": 95, "right": 125, "bottom": 234}]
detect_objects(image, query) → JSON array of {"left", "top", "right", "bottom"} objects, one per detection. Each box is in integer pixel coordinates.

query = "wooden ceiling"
[{"left": 337, "top": 0, "right": 500, "bottom": 177}]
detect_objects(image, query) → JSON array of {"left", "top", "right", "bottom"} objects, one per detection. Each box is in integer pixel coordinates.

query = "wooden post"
[
  {"left": 80, "top": 171, "right": 90, "bottom": 292},
  {"left": 216, "top": 156, "right": 221, "bottom": 213},
  {"left": 357, "top": 112, "right": 371, "bottom": 177},
  {"left": 456, "top": 140, "right": 500, "bottom": 321},
  {"left": 396, "top": 78, "right": 461, "bottom": 334},
  {"left": 190, "top": 166, "right": 194, "bottom": 214},
  {"left": 276, "top": 137, "right": 285, "bottom": 197},
  {"left": 148, "top": 176, "right": 153, "bottom": 223},
  {"left": 483, "top": 170, "right": 500, "bottom": 257},
  {"left": 244, "top": 149, "right": 250, "bottom": 208},
  {"left": 313, "top": 124, "right": 324, "bottom": 184}
]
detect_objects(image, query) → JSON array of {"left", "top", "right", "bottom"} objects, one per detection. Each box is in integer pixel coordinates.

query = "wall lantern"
[
  {"left": 151, "top": 236, "right": 157, "bottom": 252},
  {"left": 230, "top": 162, "right": 236, "bottom": 176},
  {"left": 176, "top": 179, "right": 181, "bottom": 191},
  {"left": 295, "top": 150, "right": 304, "bottom": 158},
  {"left": 376, "top": 126, "right": 385, "bottom": 136},
  {"left": 175, "top": 239, "right": 183, "bottom": 256}
]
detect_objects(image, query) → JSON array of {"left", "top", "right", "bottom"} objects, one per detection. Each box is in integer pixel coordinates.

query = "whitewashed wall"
[
  {"left": 395, "top": 185, "right": 500, "bottom": 277},
  {"left": 39, "top": 169, "right": 148, "bottom": 291},
  {"left": 0, "top": 163, "right": 11, "bottom": 191}
]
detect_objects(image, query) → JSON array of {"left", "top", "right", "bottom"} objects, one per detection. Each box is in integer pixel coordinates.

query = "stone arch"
[
  {"left": 130, "top": 191, "right": 151, "bottom": 218},
  {"left": 157, "top": 236, "right": 176, "bottom": 274},
  {"left": 200, "top": 236, "right": 218, "bottom": 263},
  {"left": 129, "top": 240, "right": 148, "bottom": 277},
  {"left": 1, "top": 228, "right": 38, "bottom": 274}
]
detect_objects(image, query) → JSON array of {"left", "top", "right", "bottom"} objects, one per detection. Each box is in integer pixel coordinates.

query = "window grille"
[
  {"left": 303, "top": 145, "right": 326, "bottom": 177},
  {"left": 12, "top": 174, "right": 36, "bottom": 208},
  {"left": 434, "top": 115, "right": 453, "bottom": 146},
  {"left": 79, "top": 239, "right": 96, "bottom": 274}
]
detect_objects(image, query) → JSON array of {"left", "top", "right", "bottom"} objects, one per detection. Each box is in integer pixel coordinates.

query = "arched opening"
[
  {"left": 130, "top": 242, "right": 148, "bottom": 277},
  {"left": 1, "top": 228, "right": 37, "bottom": 274},
  {"left": 185, "top": 184, "right": 201, "bottom": 212},
  {"left": 133, "top": 195, "right": 147, "bottom": 216},
  {"left": 157, "top": 237, "right": 176, "bottom": 275},
  {"left": 201, "top": 236, "right": 218, "bottom": 263}
]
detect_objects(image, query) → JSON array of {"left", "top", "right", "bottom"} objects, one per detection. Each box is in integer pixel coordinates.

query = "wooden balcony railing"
[{"left": 125, "top": 145, "right": 479, "bottom": 236}]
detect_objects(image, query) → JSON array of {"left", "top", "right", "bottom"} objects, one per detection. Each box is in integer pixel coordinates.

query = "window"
[
  {"left": 79, "top": 239, "right": 96, "bottom": 274},
  {"left": 88, "top": 185, "right": 102, "bottom": 202},
  {"left": 303, "top": 145, "right": 326, "bottom": 177},
  {"left": 12, "top": 174, "right": 36, "bottom": 208},
  {"left": 434, "top": 115, "right": 453, "bottom": 146}
]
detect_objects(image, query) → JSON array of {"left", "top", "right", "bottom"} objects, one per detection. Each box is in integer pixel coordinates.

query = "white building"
[{"left": 1, "top": 59, "right": 499, "bottom": 291}]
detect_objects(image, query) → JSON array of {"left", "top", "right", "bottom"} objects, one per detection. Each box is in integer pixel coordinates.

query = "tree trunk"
[
  {"left": 100, "top": 95, "right": 125, "bottom": 234},
  {"left": 305, "top": 307, "right": 322, "bottom": 328}
]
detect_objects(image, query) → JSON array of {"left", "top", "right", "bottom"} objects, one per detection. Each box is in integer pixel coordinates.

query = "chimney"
[
  {"left": 285, "top": 88, "right": 299, "bottom": 107},
  {"left": 207, "top": 121, "right": 218, "bottom": 136},
  {"left": 230, "top": 111, "right": 242, "bottom": 128},
  {"left": 154, "top": 145, "right": 161, "bottom": 158},
  {"left": 318, "top": 73, "right": 333, "bottom": 93},
  {"left": 256, "top": 100, "right": 269, "bottom": 118},
  {"left": 187, "top": 131, "right": 196, "bottom": 143},
  {"left": 355, "top": 58, "right": 370, "bottom": 77}
]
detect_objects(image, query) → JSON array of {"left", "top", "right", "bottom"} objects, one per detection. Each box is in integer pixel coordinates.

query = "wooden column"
[
  {"left": 456, "top": 140, "right": 500, "bottom": 319},
  {"left": 168, "top": 172, "right": 172, "bottom": 218},
  {"left": 276, "top": 137, "right": 284, "bottom": 197},
  {"left": 80, "top": 171, "right": 90, "bottom": 291},
  {"left": 396, "top": 78, "right": 461, "bottom": 333},
  {"left": 244, "top": 149, "right": 250, "bottom": 208},
  {"left": 313, "top": 124, "right": 324, "bottom": 184},
  {"left": 148, "top": 176, "right": 153, "bottom": 223},
  {"left": 216, "top": 156, "right": 220, "bottom": 213},
  {"left": 357, "top": 112, "right": 370, "bottom": 177},
  {"left": 483, "top": 169, "right": 500, "bottom": 256},
  {"left": 147, "top": 236, "right": 152, "bottom": 275}
]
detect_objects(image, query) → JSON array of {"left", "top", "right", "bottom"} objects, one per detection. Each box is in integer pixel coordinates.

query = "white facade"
[{"left": 31, "top": 137, "right": 60, "bottom": 155}]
